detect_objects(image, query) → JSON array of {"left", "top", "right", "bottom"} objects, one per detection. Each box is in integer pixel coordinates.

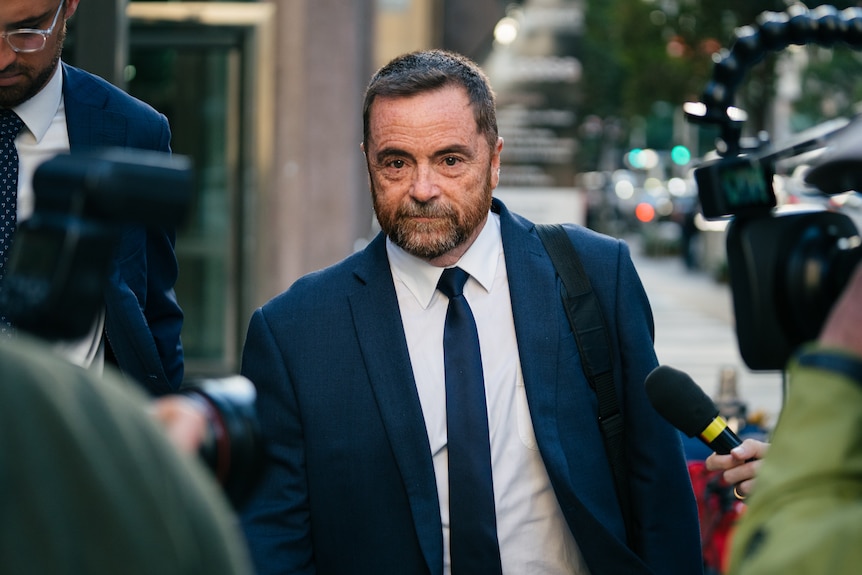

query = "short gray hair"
[{"left": 362, "top": 49, "right": 498, "bottom": 151}]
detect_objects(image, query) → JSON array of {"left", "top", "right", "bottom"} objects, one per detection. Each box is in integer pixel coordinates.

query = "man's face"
[
  {"left": 0, "top": 1, "right": 74, "bottom": 108},
  {"left": 364, "top": 84, "right": 503, "bottom": 266}
]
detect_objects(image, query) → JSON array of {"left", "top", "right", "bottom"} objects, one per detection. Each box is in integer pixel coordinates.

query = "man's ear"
[
  {"left": 490, "top": 137, "right": 504, "bottom": 189},
  {"left": 65, "top": 0, "right": 82, "bottom": 20}
]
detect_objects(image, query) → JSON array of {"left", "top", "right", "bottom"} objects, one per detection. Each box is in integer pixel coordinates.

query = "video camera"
[
  {"left": 0, "top": 148, "right": 263, "bottom": 506},
  {"left": 0, "top": 148, "right": 191, "bottom": 339},
  {"left": 686, "top": 5, "right": 862, "bottom": 371}
]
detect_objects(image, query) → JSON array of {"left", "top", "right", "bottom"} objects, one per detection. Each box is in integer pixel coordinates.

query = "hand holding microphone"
[
  {"left": 645, "top": 365, "right": 767, "bottom": 498},
  {"left": 705, "top": 438, "right": 769, "bottom": 499},
  {"left": 645, "top": 364, "right": 743, "bottom": 454}
]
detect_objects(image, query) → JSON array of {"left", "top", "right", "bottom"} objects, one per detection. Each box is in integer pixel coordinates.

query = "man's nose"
[{"left": 409, "top": 164, "right": 440, "bottom": 202}]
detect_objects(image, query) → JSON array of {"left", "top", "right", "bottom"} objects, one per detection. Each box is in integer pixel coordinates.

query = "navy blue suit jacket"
[
  {"left": 62, "top": 63, "right": 183, "bottom": 394},
  {"left": 240, "top": 199, "right": 703, "bottom": 574}
]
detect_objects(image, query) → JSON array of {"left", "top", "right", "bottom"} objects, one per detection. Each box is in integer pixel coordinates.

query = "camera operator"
[
  {"left": 677, "top": 6, "right": 862, "bottom": 573},
  {"left": 0, "top": 150, "right": 261, "bottom": 573},
  {"left": 0, "top": 333, "right": 254, "bottom": 575},
  {"left": 718, "top": 261, "right": 862, "bottom": 575}
]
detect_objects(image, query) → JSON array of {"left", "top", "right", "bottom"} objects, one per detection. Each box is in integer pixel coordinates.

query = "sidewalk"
[{"left": 628, "top": 242, "right": 785, "bottom": 429}]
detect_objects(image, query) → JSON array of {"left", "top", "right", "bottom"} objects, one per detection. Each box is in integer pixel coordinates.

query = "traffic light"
[
  {"left": 671, "top": 145, "right": 691, "bottom": 166},
  {"left": 628, "top": 148, "right": 645, "bottom": 169},
  {"left": 626, "top": 148, "right": 659, "bottom": 170}
]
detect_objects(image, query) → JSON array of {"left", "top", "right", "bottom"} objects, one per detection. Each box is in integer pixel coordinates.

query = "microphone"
[{"left": 645, "top": 365, "right": 742, "bottom": 455}]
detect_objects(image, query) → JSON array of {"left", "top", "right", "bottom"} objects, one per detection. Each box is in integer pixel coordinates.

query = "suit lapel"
[
  {"left": 497, "top": 201, "right": 571, "bottom": 472},
  {"left": 348, "top": 234, "right": 444, "bottom": 575},
  {"left": 498, "top": 201, "right": 637, "bottom": 563},
  {"left": 62, "top": 64, "right": 127, "bottom": 150},
  {"left": 497, "top": 200, "right": 599, "bottom": 518}
]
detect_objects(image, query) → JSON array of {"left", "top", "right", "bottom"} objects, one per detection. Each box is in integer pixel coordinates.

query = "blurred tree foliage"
[
  {"left": 575, "top": 0, "right": 862, "bottom": 169},
  {"left": 794, "top": 21, "right": 862, "bottom": 130}
]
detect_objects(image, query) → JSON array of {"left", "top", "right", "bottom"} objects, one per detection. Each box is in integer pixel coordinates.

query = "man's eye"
[
  {"left": 390, "top": 159, "right": 405, "bottom": 169},
  {"left": 443, "top": 157, "right": 460, "bottom": 167}
]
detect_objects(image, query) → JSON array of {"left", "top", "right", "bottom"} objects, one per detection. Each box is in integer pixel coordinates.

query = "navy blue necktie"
[
  {"left": 437, "top": 267, "right": 503, "bottom": 575},
  {"left": 0, "top": 109, "right": 23, "bottom": 336}
]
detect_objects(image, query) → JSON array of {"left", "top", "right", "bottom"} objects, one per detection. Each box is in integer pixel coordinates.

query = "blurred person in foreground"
[
  {"left": 0, "top": 0, "right": 183, "bottom": 394},
  {"left": 706, "top": 262, "right": 862, "bottom": 575},
  {"left": 0, "top": 333, "right": 253, "bottom": 575},
  {"left": 239, "top": 49, "right": 701, "bottom": 575}
]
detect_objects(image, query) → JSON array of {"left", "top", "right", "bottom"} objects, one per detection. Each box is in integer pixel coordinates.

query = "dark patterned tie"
[
  {"left": 437, "top": 267, "right": 503, "bottom": 575},
  {"left": 0, "top": 108, "right": 23, "bottom": 336}
]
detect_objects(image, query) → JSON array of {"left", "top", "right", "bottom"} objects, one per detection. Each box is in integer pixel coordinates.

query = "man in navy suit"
[
  {"left": 0, "top": 0, "right": 183, "bottom": 394},
  {"left": 240, "top": 50, "right": 702, "bottom": 574}
]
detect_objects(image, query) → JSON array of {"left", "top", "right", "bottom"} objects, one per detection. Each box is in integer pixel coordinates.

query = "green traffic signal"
[
  {"left": 628, "top": 148, "right": 645, "bottom": 169},
  {"left": 671, "top": 145, "right": 691, "bottom": 165}
]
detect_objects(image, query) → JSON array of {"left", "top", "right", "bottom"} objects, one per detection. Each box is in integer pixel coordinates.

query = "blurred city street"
[{"left": 629, "top": 240, "right": 785, "bottom": 430}]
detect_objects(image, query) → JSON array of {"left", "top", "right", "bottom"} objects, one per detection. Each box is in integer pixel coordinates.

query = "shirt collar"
[
  {"left": 387, "top": 210, "right": 502, "bottom": 309},
  {"left": 14, "top": 62, "right": 63, "bottom": 142}
]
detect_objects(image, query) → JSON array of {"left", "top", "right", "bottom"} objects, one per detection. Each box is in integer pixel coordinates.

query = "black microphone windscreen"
[{"left": 645, "top": 365, "right": 719, "bottom": 437}]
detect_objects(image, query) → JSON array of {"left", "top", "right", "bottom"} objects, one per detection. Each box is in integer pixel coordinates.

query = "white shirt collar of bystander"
[{"left": 12, "top": 60, "right": 64, "bottom": 143}]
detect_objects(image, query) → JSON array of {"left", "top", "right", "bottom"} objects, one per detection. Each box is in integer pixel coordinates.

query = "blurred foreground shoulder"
[{"left": 0, "top": 335, "right": 254, "bottom": 575}]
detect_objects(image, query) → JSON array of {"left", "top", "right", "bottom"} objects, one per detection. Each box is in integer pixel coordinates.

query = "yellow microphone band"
[{"left": 700, "top": 418, "right": 727, "bottom": 443}]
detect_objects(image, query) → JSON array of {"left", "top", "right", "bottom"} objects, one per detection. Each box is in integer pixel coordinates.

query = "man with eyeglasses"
[{"left": 0, "top": 0, "right": 184, "bottom": 396}]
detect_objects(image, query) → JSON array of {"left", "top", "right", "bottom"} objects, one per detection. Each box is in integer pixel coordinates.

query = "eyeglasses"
[{"left": 1, "top": 1, "right": 65, "bottom": 54}]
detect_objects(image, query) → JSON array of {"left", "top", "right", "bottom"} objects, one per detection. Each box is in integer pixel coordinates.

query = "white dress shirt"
[
  {"left": 387, "top": 212, "right": 590, "bottom": 575},
  {"left": 12, "top": 62, "right": 104, "bottom": 371}
]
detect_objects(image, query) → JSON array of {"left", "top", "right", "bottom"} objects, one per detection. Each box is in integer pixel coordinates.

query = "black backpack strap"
[{"left": 535, "top": 223, "right": 634, "bottom": 546}]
